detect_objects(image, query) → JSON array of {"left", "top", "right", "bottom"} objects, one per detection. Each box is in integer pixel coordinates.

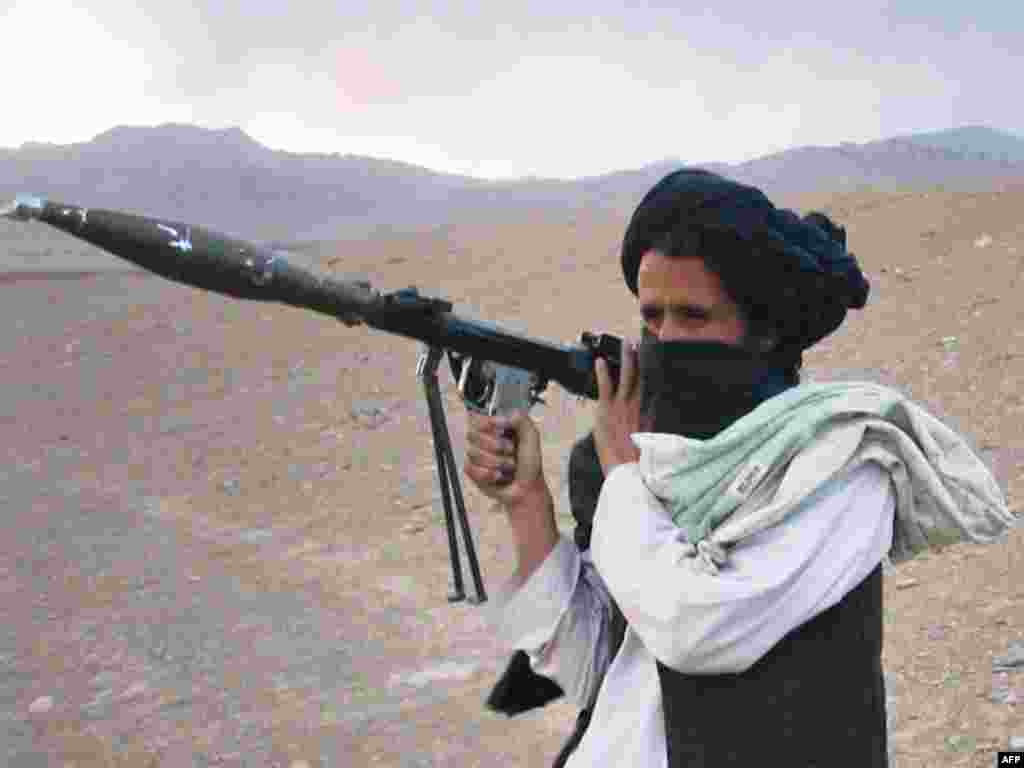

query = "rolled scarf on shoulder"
[{"left": 635, "top": 382, "right": 1016, "bottom": 574}]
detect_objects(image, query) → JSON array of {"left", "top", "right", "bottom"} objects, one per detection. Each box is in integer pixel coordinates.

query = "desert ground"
[{"left": 1, "top": 183, "right": 1022, "bottom": 766}]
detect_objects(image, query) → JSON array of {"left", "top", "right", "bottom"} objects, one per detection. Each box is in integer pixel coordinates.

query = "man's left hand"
[{"left": 594, "top": 338, "right": 642, "bottom": 475}]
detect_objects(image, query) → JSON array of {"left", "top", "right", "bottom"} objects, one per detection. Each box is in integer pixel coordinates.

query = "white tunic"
[{"left": 487, "top": 461, "right": 895, "bottom": 767}]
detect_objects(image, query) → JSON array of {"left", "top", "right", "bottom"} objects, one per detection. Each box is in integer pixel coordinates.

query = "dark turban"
[{"left": 621, "top": 169, "right": 870, "bottom": 354}]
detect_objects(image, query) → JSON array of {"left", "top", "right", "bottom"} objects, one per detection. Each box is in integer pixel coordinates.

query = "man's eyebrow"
[{"left": 640, "top": 301, "right": 714, "bottom": 316}]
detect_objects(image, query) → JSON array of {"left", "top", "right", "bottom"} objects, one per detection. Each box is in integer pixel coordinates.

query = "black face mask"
[{"left": 638, "top": 330, "right": 796, "bottom": 440}]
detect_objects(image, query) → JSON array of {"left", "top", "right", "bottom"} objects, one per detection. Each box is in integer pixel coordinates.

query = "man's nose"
[{"left": 657, "top": 318, "right": 695, "bottom": 342}]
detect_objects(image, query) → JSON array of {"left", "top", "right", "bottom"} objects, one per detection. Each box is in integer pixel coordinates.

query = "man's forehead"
[{"left": 638, "top": 262, "right": 727, "bottom": 303}]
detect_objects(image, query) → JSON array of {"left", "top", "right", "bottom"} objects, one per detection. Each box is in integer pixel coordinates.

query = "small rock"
[
  {"left": 119, "top": 682, "right": 147, "bottom": 702},
  {"left": 90, "top": 670, "right": 118, "bottom": 689},
  {"left": 974, "top": 234, "right": 993, "bottom": 248},
  {"left": 319, "top": 428, "right": 344, "bottom": 443},
  {"left": 401, "top": 522, "right": 426, "bottom": 534},
  {"left": 408, "top": 495, "right": 442, "bottom": 512},
  {"left": 945, "top": 733, "right": 975, "bottom": 752},
  {"left": 29, "top": 695, "right": 54, "bottom": 714},
  {"left": 351, "top": 400, "right": 394, "bottom": 429},
  {"left": 892, "top": 267, "right": 913, "bottom": 282},
  {"left": 219, "top": 479, "right": 241, "bottom": 496},
  {"left": 390, "top": 660, "right": 479, "bottom": 688},
  {"left": 993, "top": 641, "right": 1024, "bottom": 671},
  {"left": 241, "top": 529, "right": 274, "bottom": 544},
  {"left": 990, "top": 672, "right": 1017, "bottom": 704},
  {"left": 896, "top": 578, "right": 920, "bottom": 590}
]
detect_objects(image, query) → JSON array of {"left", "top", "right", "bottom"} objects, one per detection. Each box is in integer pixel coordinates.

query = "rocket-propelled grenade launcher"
[
  {"left": 2, "top": 195, "right": 621, "bottom": 405},
  {"left": 4, "top": 194, "right": 624, "bottom": 603}
]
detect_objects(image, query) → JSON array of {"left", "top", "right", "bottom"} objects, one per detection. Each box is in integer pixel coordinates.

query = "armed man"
[{"left": 465, "top": 169, "right": 1013, "bottom": 767}]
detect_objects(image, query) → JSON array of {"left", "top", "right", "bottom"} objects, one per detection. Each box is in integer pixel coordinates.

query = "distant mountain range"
[{"left": 2, "top": 124, "right": 1022, "bottom": 242}]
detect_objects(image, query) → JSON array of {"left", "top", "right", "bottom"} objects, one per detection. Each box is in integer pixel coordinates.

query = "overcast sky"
[{"left": 3, "top": 1, "right": 1021, "bottom": 179}]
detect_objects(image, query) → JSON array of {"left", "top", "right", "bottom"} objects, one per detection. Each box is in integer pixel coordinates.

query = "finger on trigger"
[{"left": 621, "top": 339, "right": 637, "bottom": 399}]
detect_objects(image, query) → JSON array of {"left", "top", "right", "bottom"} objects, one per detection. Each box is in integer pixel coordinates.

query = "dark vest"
[
  {"left": 486, "top": 433, "right": 888, "bottom": 767},
  {"left": 656, "top": 562, "right": 887, "bottom": 767}
]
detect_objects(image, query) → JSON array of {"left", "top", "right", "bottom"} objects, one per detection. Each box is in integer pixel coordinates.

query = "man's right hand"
[
  {"left": 465, "top": 409, "right": 558, "bottom": 583},
  {"left": 464, "top": 410, "right": 549, "bottom": 510}
]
